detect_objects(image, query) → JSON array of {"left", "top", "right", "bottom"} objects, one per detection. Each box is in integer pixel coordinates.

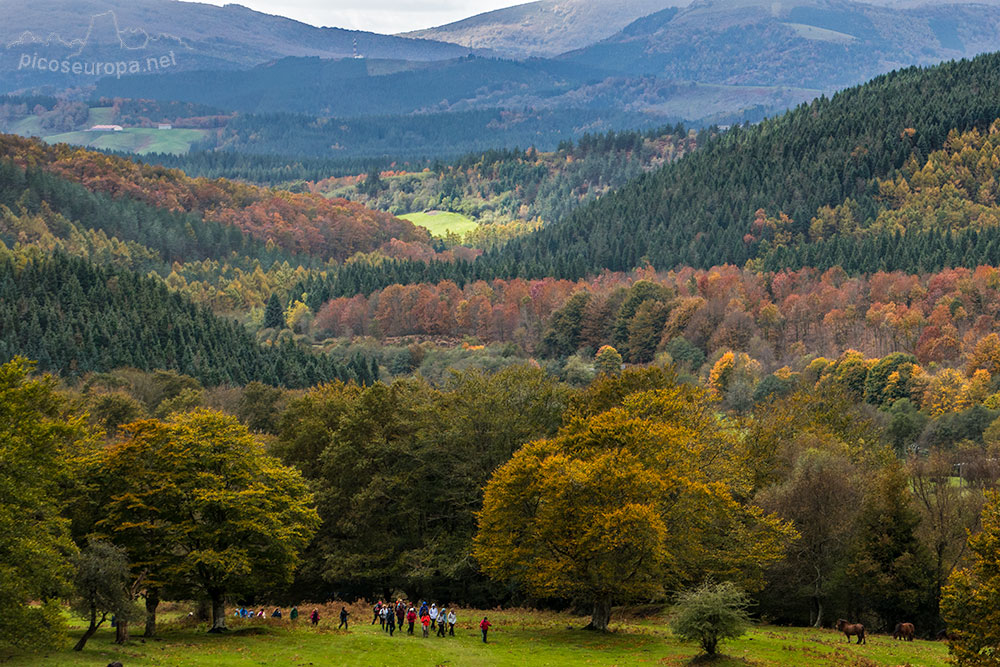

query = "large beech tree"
[
  {"left": 474, "top": 373, "right": 795, "bottom": 631},
  {"left": 88, "top": 409, "right": 319, "bottom": 633}
]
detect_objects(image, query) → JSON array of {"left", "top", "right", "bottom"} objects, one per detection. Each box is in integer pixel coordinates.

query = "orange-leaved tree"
[{"left": 474, "top": 375, "right": 795, "bottom": 631}]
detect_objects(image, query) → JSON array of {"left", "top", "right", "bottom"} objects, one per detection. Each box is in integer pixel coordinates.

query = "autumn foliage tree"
[
  {"left": 86, "top": 410, "right": 319, "bottom": 633},
  {"left": 474, "top": 375, "right": 795, "bottom": 631},
  {"left": 942, "top": 492, "right": 1000, "bottom": 666}
]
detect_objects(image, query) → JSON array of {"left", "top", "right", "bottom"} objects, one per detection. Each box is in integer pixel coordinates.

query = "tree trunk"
[
  {"left": 115, "top": 620, "right": 129, "bottom": 644},
  {"left": 585, "top": 597, "right": 612, "bottom": 632},
  {"left": 144, "top": 587, "right": 160, "bottom": 638},
  {"left": 73, "top": 605, "right": 103, "bottom": 651},
  {"left": 196, "top": 598, "right": 210, "bottom": 622},
  {"left": 207, "top": 589, "right": 228, "bottom": 633},
  {"left": 812, "top": 598, "right": 824, "bottom": 628}
]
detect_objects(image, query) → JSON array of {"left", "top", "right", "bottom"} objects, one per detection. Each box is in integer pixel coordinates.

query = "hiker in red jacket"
[
  {"left": 406, "top": 607, "right": 417, "bottom": 635},
  {"left": 421, "top": 612, "right": 431, "bottom": 638},
  {"left": 480, "top": 616, "right": 491, "bottom": 643}
]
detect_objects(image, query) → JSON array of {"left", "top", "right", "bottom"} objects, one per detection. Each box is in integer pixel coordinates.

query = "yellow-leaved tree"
[
  {"left": 474, "top": 373, "right": 795, "bottom": 631},
  {"left": 83, "top": 410, "right": 319, "bottom": 634}
]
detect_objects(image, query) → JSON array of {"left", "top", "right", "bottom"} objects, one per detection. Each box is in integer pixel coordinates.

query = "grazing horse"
[
  {"left": 836, "top": 619, "right": 866, "bottom": 644},
  {"left": 893, "top": 622, "right": 915, "bottom": 641}
]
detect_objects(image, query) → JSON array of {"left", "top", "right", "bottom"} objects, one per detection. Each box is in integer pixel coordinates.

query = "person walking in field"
[
  {"left": 380, "top": 603, "right": 389, "bottom": 629},
  {"left": 480, "top": 616, "right": 491, "bottom": 643},
  {"left": 429, "top": 603, "right": 438, "bottom": 629},
  {"left": 396, "top": 600, "right": 405, "bottom": 629},
  {"left": 437, "top": 608, "right": 448, "bottom": 637},
  {"left": 448, "top": 610, "right": 456, "bottom": 636},
  {"left": 338, "top": 606, "right": 349, "bottom": 630},
  {"left": 407, "top": 606, "right": 417, "bottom": 635},
  {"left": 310, "top": 609, "right": 320, "bottom": 626},
  {"left": 372, "top": 601, "right": 381, "bottom": 625},
  {"left": 386, "top": 608, "right": 396, "bottom": 636},
  {"left": 421, "top": 612, "right": 431, "bottom": 637},
  {"left": 290, "top": 606, "right": 298, "bottom": 621}
]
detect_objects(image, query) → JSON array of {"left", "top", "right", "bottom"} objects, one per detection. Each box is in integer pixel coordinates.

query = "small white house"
[
  {"left": 157, "top": 124, "right": 172, "bottom": 130},
  {"left": 88, "top": 124, "right": 123, "bottom": 132}
]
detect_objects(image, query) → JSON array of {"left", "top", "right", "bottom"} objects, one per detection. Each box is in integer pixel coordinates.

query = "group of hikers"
[
  {"left": 231, "top": 601, "right": 493, "bottom": 643},
  {"left": 233, "top": 606, "right": 322, "bottom": 626},
  {"left": 234, "top": 606, "right": 294, "bottom": 620},
  {"left": 371, "top": 600, "right": 491, "bottom": 643}
]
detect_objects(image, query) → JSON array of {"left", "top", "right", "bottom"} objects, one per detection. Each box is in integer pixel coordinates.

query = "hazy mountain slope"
[
  {"left": 565, "top": 0, "right": 1000, "bottom": 89},
  {"left": 402, "top": 0, "right": 689, "bottom": 58},
  {"left": 0, "top": 0, "right": 476, "bottom": 92}
]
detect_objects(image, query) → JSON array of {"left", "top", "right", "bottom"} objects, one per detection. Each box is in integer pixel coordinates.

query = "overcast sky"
[{"left": 197, "top": 0, "right": 526, "bottom": 34}]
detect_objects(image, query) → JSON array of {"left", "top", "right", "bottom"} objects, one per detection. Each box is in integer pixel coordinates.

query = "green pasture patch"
[
  {"left": 7, "top": 607, "right": 951, "bottom": 666},
  {"left": 400, "top": 210, "right": 479, "bottom": 237},
  {"left": 86, "top": 107, "right": 114, "bottom": 126},
  {"left": 43, "top": 128, "right": 207, "bottom": 155}
]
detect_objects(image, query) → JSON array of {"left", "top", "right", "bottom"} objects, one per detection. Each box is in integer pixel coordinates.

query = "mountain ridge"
[{"left": 0, "top": 0, "right": 480, "bottom": 92}]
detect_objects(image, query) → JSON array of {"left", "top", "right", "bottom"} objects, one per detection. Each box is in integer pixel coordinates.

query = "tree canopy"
[{"left": 474, "top": 372, "right": 795, "bottom": 630}]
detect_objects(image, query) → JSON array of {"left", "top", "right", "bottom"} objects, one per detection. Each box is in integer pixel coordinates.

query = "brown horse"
[
  {"left": 893, "top": 622, "right": 915, "bottom": 641},
  {"left": 836, "top": 619, "right": 866, "bottom": 644}
]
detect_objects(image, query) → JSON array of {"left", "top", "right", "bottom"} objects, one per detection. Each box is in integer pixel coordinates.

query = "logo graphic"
[{"left": 8, "top": 10, "right": 188, "bottom": 79}]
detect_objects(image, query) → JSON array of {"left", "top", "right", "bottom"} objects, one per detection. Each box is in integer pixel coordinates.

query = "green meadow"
[
  {"left": 8, "top": 107, "right": 206, "bottom": 155},
  {"left": 399, "top": 210, "right": 479, "bottom": 237},
  {"left": 6, "top": 605, "right": 951, "bottom": 666},
  {"left": 43, "top": 128, "right": 208, "bottom": 155}
]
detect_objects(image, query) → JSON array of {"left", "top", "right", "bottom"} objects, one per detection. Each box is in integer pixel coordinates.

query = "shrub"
[{"left": 670, "top": 581, "right": 751, "bottom": 657}]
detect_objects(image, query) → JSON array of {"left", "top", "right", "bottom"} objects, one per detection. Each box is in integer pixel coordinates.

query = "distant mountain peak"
[{"left": 402, "top": 0, "right": 692, "bottom": 57}]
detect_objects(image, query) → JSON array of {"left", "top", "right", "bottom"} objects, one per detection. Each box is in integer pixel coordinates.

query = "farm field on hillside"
[
  {"left": 400, "top": 210, "right": 479, "bottom": 237},
  {"left": 43, "top": 128, "right": 208, "bottom": 155},
  {"left": 7, "top": 606, "right": 951, "bottom": 667}
]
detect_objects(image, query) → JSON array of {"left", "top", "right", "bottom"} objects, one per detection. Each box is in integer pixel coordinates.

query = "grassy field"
[
  {"left": 43, "top": 128, "right": 207, "bottom": 155},
  {"left": 6, "top": 604, "right": 951, "bottom": 666},
  {"left": 400, "top": 210, "right": 479, "bottom": 238}
]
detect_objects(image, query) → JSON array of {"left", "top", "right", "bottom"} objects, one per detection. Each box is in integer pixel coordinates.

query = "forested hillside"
[
  {"left": 0, "top": 134, "right": 430, "bottom": 260},
  {"left": 0, "top": 133, "right": 449, "bottom": 383},
  {"left": 478, "top": 52, "right": 1000, "bottom": 278},
  {"left": 0, "top": 252, "right": 371, "bottom": 386},
  {"left": 318, "top": 125, "right": 700, "bottom": 229}
]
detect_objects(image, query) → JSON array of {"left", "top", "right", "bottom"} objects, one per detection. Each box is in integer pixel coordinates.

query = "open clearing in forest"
[
  {"left": 6, "top": 606, "right": 951, "bottom": 666},
  {"left": 42, "top": 128, "right": 207, "bottom": 155},
  {"left": 400, "top": 210, "right": 479, "bottom": 238}
]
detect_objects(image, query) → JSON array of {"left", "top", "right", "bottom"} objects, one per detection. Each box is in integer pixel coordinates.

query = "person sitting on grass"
[
  {"left": 272, "top": 608, "right": 282, "bottom": 618},
  {"left": 448, "top": 610, "right": 456, "bottom": 636},
  {"left": 480, "top": 616, "right": 491, "bottom": 643},
  {"left": 339, "top": 606, "right": 349, "bottom": 630},
  {"left": 421, "top": 612, "right": 431, "bottom": 637}
]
